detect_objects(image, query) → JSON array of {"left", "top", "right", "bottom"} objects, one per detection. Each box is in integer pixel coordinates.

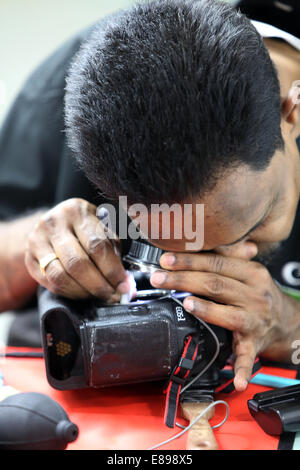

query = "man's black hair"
[{"left": 65, "top": 0, "right": 284, "bottom": 206}]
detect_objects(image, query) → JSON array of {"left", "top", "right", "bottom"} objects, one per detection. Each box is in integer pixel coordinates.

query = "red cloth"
[{"left": 1, "top": 348, "right": 297, "bottom": 450}]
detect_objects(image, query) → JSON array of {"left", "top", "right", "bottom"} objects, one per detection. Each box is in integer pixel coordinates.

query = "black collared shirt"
[{"left": 0, "top": 6, "right": 299, "bottom": 295}]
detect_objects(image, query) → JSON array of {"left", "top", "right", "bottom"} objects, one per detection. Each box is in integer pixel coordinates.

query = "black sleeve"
[
  {"left": 0, "top": 32, "right": 89, "bottom": 220},
  {"left": 0, "top": 8, "right": 133, "bottom": 222},
  {"left": 234, "top": 0, "right": 300, "bottom": 39}
]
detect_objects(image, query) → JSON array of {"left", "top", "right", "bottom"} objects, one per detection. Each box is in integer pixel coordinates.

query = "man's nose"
[{"left": 214, "top": 240, "right": 258, "bottom": 260}]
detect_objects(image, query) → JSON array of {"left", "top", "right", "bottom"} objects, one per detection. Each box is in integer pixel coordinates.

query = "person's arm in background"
[
  {"left": 0, "top": 25, "right": 133, "bottom": 312},
  {"left": 0, "top": 88, "right": 62, "bottom": 311},
  {"left": 0, "top": 33, "right": 84, "bottom": 312},
  {"left": 0, "top": 211, "right": 46, "bottom": 311}
]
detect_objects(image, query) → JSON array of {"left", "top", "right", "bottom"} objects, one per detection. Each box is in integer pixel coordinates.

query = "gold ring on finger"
[{"left": 39, "top": 253, "right": 58, "bottom": 276}]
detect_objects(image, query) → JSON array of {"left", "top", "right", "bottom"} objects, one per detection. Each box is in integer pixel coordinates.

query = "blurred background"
[
  {"left": 0, "top": 0, "right": 233, "bottom": 126},
  {"left": 0, "top": 0, "right": 136, "bottom": 126}
]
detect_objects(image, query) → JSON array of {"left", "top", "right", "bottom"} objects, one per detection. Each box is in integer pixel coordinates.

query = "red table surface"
[{"left": 1, "top": 347, "right": 297, "bottom": 450}]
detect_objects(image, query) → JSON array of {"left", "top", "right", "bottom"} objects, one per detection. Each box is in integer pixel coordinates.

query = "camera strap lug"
[{"left": 163, "top": 335, "right": 199, "bottom": 428}]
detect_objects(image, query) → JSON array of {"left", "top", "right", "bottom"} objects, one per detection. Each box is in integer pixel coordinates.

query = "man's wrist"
[
  {"left": 260, "top": 290, "right": 300, "bottom": 363},
  {"left": 0, "top": 210, "right": 46, "bottom": 312}
]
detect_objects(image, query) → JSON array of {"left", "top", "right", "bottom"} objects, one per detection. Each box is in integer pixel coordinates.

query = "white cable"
[
  {"left": 134, "top": 292, "right": 221, "bottom": 393},
  {"left": 147, "top": 293, "right": 228, "bottom": 450},
  {"left": 147, "top": 400, "right": 229, "bottom": 450}
]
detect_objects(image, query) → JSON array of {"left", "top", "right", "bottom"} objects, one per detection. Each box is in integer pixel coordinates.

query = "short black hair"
[{"left": 65, "top": 0, "right": 284, "bottom": 206}]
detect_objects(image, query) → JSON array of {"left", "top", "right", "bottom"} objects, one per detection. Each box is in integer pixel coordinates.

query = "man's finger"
[
  {"left": 150, "top": 270, "right": 249, "bottom": 306},
  {"left": 50, "top": 230, "right": 116, "bottom": 300},
  {"left": 25, "top": 247, "right": 89, "bottom": 299},
  {"left": 73, "top": 213, "right": 130, "bottom": 293},
  {"left": 160, "top": 251, "right": 255, "bottom": 283},
  {"left": 182, "top": 295, "right": 247, "bottom": 332},
  {"left": 233, "top": 335, "right": 257, "bottom": 392}
]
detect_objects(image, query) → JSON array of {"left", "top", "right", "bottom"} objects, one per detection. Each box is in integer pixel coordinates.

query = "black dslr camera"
[{"left": 39, "top": 240, "right": 232, "bottom": 403}]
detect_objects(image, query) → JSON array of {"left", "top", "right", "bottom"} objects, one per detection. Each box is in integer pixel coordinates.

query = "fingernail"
[
  {"left": 162, "top": 254, "right": 176, "bottom": 266},
  {"left": 97, "top": 206, "right": 109, "bottom": 219},
  {"left": 234, "top": 378, "right": 248, "bottom": 392},
  {"left": 150, "top": 271, "right": 167, "bottom": 286},
  {"left": 184, "top": 298, "right": 194, "bottom": 312},
  {"left": 97, "top": 206, "right": 110, "bottom": 227},
  {"left": 117, "top": 281, "right": 130, "bottom": 294}
]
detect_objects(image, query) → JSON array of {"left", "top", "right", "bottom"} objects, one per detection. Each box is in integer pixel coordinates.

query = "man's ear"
[{"left": 281, "top": 82, "right": 300, "bottom": 126}]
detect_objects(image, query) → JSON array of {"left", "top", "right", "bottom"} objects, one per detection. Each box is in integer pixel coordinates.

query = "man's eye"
[{"left": 252, "top": 218, "right": 270, "bottom": 232}]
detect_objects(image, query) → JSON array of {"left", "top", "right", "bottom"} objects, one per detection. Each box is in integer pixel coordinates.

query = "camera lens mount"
[{"left": 123, "top": 240, "right": 166, "bottom": 275}]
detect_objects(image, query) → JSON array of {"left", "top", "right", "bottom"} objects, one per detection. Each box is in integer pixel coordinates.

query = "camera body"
[
  {"left": 38, "top": 240, "right": 232, "bottom": 392},
  {"left": 39, "top": 287, "right": 231, "bottom": 391}
]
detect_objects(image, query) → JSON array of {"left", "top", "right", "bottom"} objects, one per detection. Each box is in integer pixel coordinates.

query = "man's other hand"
[{"left": 151, "top": 250, "right": 296, "bottom": 391}]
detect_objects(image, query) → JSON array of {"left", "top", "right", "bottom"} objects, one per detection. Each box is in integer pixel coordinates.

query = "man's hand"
[
  {"left": 25, "top": 198, "right": 130, "bottom": 302},
  {"left": 0, "top": 210, "right": 47, "bottom": 312},
  {"left": 150, "top": 251, "right": 298, "bottom": 391}
]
